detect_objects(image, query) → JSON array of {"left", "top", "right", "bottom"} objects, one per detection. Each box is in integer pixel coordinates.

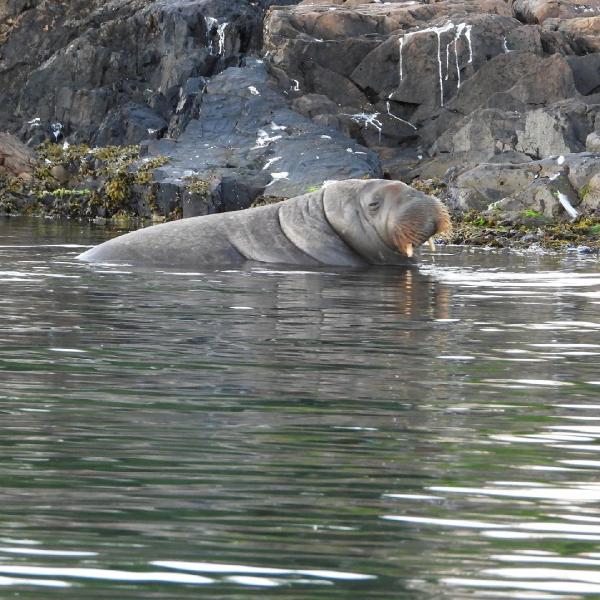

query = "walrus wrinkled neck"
[{"left": 392, "top": 199, "right": 451, "bottom": 257}]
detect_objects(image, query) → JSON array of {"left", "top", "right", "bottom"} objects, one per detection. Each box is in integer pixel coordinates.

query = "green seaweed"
[{"left": 24, "top": 142, "right": 171, "bottom": 221}]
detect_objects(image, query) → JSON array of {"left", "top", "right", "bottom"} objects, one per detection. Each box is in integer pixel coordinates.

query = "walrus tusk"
[
  {"left": 405, "top": 242, "right": 413, "bottom": 258},
  {"left": 428, "top": 237, "right": 436, "bottom": 251}
]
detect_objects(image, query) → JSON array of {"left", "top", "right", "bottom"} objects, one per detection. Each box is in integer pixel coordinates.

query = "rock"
[
  {"left": 577, "top": 244, "right": 594, "bottom": 254},
  {"left": 544, "top": 16, "right": 600, "bottom": 54},
  {"left": 511, "top": 0, "right": 598, "bottom": 24},
  {"left": 0, "top": 0, "right": 277, "bottom": 145},
  {"left": 516, "top": 100, "right": 597, "bottom": 158},
  {"left": 447, "top": 161, "right": 539, "bottom": 211},
  {"left": 521, "top": 232, "right": 540, "bottom": 243},
  {"left": 587, "top": 132, "right": 600, "bottom": 152},
  {"left": 579, "top": 172, "right": 600, "bottom": 214},
  {"left": 2, "top": 0, "right": 600, "bottom": 228},
  {"left": 448, "top": 153, "right": 600, "bottom": 218},
  {"left": 95, "top": 104, "right": 168, "bottom": 147},
  {"left": 143, "top": 60, "right": 381, "bottom": 213},
  {"left": 263, "top": 0, "right": 600, "bottom": 186},
  {"left": 0, "top": 132, "right": 36, "bottom": 180},
  {"left": 565, "top": 54, "right": 600, "bottom": 96},
  {"left": 50, "top": 164, "right": 70, "bottom": 184},
  {"left": 502, "top": 177, "right": 580, "bottom": 220},
  {"left": 291, "top": 94, "right": 339, "bottom": 121}
]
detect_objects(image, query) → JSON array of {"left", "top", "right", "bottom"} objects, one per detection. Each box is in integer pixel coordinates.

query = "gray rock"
[
  {"left": 263, "top": 1, "right": 600, "bottom": 193},
  {"left": 143, "top": 61, "right": 381, "bottom": 212},
  {"left": 492, "top": 175, "right": 580, "bottom": 220},
  {"left": 577, "top": 245, "right": 594, "bottom": 254},
  {"left": 587, "top": 132, "right": 600, "bottom": 153},
  {"left": 448, "top": 153, "right": 600, "bottom": 218},
  {"left": 3, "top": 0, "right": 600, "bottom": 226},
  {"left": 96, "top": 105, "right": 168, "bottom": 147},
  {"left": 447, "top": 162, "right": 539, "bottom": 211},
  {"left": 566, "top": 54, "right": 600, "bottom": 96},
  {"left": 2, "top": 0, "right": 277, "bottom": 144},
  {"left": 579, "top": 172, "right": 600, "bottom": 215}
]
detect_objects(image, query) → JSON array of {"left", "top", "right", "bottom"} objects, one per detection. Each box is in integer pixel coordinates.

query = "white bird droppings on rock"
[
  {"left": 557, "top": 192, "right": 579, "bottom": 220},
  {"left": 262, "top": 156, "right": 282, "bottom": 170},
  {"left": 253, "top": 129, "right": 283, "bottom": 149},
  {"left": 399, "top": 22, "right": 473, "bottom": 106}
]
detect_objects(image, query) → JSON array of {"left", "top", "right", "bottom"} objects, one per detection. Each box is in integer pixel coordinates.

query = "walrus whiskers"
[{"left": 392, "top": 199, "right": 451, "bottom": 257}]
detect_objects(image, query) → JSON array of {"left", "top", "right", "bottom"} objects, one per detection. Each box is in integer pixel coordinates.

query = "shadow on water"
[{"left": 1, "top": 217, "right": 600, "bottom": 598}]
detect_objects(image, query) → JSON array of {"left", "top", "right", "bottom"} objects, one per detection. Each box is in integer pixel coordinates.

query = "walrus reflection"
[
  {"left": 358, "top": 267, "right": 451, "bottom": 320},
  {"left": 78, "top": 179, "right": 451, "bottom": 268}
]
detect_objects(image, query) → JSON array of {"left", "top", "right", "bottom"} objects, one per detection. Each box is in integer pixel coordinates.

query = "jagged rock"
[
  {"left": 2, "top": 0, "right": 600, "bottom": 226},
  {"left": 143, "top": 60, "right": 381, "bottom": 214},
  {"left": 447, "top": 162, "right": 540, "bottom": 211},
  {"left": 95, "top": 105, "right": 169, "bottom": 147},
  {"left": 1, "top": 0, "right": 276, "bottom": 145},
  {"left": 0, "top": 132, "right": 36, "bottom": 181},
  {"left": 264, "top": 0, "right": 600, "bottom": 178},
  {"left": 498, "top": 177, "right": 578, "bottom": 219},
  {"left": 516, "top": 100, "right": 598, "bottom": 158},
  {"left": 566, "top": 54, "right": 600, "bottom": 96}
]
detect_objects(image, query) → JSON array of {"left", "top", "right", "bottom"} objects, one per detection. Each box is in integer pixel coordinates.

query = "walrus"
[{"left": 78, "top": 179, "right": 451, "bottom": 268}]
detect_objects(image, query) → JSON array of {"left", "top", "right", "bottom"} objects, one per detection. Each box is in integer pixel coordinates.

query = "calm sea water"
[{"left": 1, "top": 217, "right": 600, "bottom": 599}]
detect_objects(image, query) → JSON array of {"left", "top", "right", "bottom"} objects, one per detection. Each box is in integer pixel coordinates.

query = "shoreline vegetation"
[{"left": 0, "top": 139, "right": 597, "bottom": 254}]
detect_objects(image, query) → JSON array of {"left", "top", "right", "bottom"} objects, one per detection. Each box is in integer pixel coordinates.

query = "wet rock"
[
  {"left": 521, "top": 232, "right": 540, "bottom": 243},
  {"left": 577, "top": 244, "right": 594, "bottom": 254},
  {"left": 144, "top": 60, "right": 381, "bottom": 212}
]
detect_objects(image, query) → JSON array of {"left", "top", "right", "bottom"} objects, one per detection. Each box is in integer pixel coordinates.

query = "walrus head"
[{"left": 322, "top": 179, "right": 451, "bottom": 264}]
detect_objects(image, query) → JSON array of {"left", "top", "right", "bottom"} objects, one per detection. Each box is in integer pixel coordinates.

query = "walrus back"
[{"left": 78, "top": 201, "right": 319, "bottom": 268}]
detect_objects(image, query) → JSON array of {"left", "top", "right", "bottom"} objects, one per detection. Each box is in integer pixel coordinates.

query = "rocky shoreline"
[{"left": 0, "top": 0, "right": 599, "bottom": 251}]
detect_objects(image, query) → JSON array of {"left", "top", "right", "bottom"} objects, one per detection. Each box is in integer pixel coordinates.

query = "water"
[{"left": 1, "top": 217, "right": 600, "bottom": 599}]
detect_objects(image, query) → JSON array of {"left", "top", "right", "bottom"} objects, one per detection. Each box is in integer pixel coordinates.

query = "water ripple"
[{"left": 2, "top": 221, "right": 600, "bottom": 598}]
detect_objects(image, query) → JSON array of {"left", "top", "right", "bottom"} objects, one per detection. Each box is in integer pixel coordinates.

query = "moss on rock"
[{"left": 7, "top": 142, "right": 171, "bottom": 222}]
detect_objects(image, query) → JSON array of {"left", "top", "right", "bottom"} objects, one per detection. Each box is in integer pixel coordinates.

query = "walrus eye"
[{"left": 368, "top": 200, "right": 380, "bottom": 211}]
